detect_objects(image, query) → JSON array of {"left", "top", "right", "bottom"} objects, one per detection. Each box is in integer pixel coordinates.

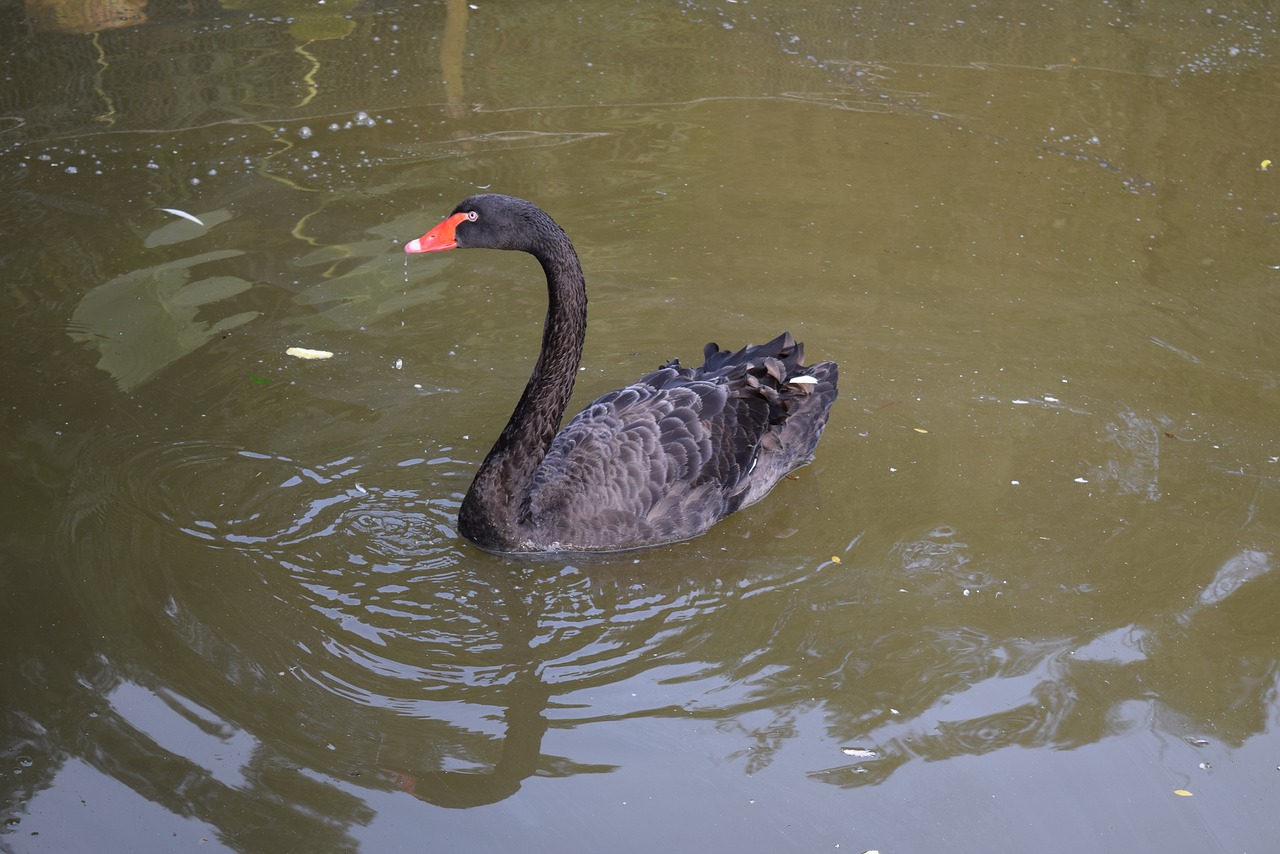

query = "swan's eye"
[{"left": 464, "top": 211, "right": 478, "bottom": 222}]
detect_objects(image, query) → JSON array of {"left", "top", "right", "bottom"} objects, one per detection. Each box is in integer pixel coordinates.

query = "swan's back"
[{"left": 516, "top": 332, "right": 838, "bottom": 552}]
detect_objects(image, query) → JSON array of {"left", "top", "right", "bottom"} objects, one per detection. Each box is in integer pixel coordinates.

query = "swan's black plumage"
[{"left": 405, "top": 194, "right": 838, "bottom": 554}]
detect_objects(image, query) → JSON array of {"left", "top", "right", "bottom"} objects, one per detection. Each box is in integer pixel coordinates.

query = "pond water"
[{"left": 3, "top": 1, "right": 1280, "bottom": 851}]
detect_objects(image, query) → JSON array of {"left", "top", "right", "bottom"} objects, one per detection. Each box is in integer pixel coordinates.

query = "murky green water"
[{"left": 3, "top": 1, "right": 1280, "bottom": 851}]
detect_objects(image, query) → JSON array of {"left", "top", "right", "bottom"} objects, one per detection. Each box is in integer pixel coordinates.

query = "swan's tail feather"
[{"left": 705, "top": 333, "right": 839, "bottom": 508}]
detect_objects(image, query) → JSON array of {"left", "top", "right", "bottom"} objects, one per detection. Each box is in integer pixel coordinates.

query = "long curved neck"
[{"left": 459, "top": 230, "right": 586, "bottom": 550}]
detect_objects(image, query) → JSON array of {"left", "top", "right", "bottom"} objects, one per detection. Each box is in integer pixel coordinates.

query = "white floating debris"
[
  {"left": 159, "top": 207, "right": 204, "bottom": 226},
  {"left": 1074, "top": 477, "right": 1089, "bottom": 483},
  {"left": 286, "top": 347, "right": 334, "bottom": 360},
  {"left": 789, "top": 375, "right": 818, "bottom": 384},
  {"left": 840, "top": 747, "right": 879, "bottom": 759}
]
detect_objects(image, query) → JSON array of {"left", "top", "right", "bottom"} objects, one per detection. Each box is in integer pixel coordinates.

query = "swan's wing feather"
[{"left": 524, "top": 377, "right": 766, "bottom": 547}]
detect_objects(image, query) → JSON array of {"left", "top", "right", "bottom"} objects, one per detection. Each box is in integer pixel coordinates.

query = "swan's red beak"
[{"left": 405, "top": 212, "right": 466, "bottom": 254}]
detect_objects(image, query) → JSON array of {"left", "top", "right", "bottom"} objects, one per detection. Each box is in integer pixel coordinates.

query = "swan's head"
[{"left": 405, "top": 194, "right": 551, "bottom": 254}]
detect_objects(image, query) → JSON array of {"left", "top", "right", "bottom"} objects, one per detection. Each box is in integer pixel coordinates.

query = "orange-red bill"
[{"left": 405, "top": 211, "right": 467, "bottom": 254}]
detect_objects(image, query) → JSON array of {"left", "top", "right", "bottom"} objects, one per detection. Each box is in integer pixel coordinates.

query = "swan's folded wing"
[
  {"left": 519, "top": 332, "right": 837, "bottom": 550},
  {"left": 523, "top": 378, "right": 765, "bottom": 548}
]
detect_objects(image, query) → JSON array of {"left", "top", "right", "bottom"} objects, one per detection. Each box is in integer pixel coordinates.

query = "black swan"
[{"left": 405, "top": 194, "right": 838, "bottom": 554}]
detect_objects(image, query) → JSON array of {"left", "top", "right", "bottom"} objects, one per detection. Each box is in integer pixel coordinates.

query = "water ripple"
[{"left": 55, "top": 427, "right": 833, "bottom": 722}]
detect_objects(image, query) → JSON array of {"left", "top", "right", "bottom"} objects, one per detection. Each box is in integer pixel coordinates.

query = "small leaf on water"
[
  {"left": 1173, "top": 789, "right": 1193, "bottom": 797},
  {"left": 914, "top": 427, "right": 928, "bottom": 434},
  {"left": 831, "top": 555, "right": 842, "bottom": 564},
  {"left": 286, "top": 346, "right": 334, "bottom": 360},
  {"left": 250, "top": 375, "right": 271, "bottom": 385}
]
